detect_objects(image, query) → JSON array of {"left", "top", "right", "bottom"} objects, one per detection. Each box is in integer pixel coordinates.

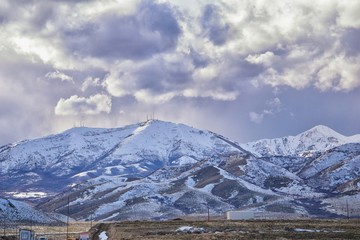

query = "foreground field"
[
  {"left": 90, "top": 219, "right": 360, "bottom": 240},
  {"left": 1, "top": 222, "right": 92, "bottom": 240},
  {"left": 2, "top": 219, "right": 359, "bottom": 239}
]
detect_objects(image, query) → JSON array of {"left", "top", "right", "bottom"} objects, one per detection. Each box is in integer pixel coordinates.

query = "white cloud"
[
  {"left": 267, "top": 97, "right": 282, "bottom": 109},
  {"left": 258, "top": 66, "right": 313, "bottom": 90},
  {"left": 45, "top": 71, "right": 74, "bottom": 83},
  {"left": 255, "top": 48, "right": 360, "bottom": 92},
  {"left": 337, "top": 1, "right": 360, "bottom": 28},
  {"left": 134, "top": 90, "right": 177, "bottom": 104},
  {"left": 54, "top": 94, "right": 112, "bottom": 116},
  {"left": 192, "top": 64, "right": 219, "bottom": 82},
  {"left": 316, "top": 55, "right": 360, "bottom": 91},
  {"left": 183, "top": 88, "right": 238, "bottom": 101},
  {"left": 245, "top": 51, "right": 277, "bottom": 67},
  {"left": 103, "top": 60, "right": 138, "bottom": 98},
  {"left": 11, "top": 35, "right": 78, "bottom": 70},
  {"left": 249, "top": 97, "right": 283, "bottom": 124},
  {"left": 81, "top": 76, "right": 102, "bottom": 92},
  {"left": 207, "top": 0, "right": 360, "bottom": 93},
  {"left": 249, "top": 111, "right": 264, "bottom": 124},
  {"left": 3, "top": 0, "right": 360, "bottom": 105}
]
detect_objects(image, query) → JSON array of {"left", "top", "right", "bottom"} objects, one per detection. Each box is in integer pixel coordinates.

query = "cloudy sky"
[{"left": 0, "top": 0, "right": 360, "bottom": 146}]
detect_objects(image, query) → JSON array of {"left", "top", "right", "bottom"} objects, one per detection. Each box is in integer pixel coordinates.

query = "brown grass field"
[
  {"left": 89, "top": 219, "right": 360, "bottom": 240},
  {"left": 1, "top": 219, "right": 360, "bottom": 239},
  {"left": 1, "top": 222, "right": 92, "bottom": 240}
]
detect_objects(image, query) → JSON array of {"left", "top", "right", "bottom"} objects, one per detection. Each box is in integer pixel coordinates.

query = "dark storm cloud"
[
  {"left": 64, "top": 1, "right": 181, "bottom": 60},
  {"left": 104, "top": 52, "right": 194, "bottom": 101},
  {"left": 135, "top": 57, "right": 192, "bottom": 92},
  {"left": 230, "top": 57, "right": 266, "bottom": 79},
  {"left": 201, "top": 4, "right": 230, "bottom": 45},
  {"left": 0, "top": 10, "right": 7, "bottom": 24}
]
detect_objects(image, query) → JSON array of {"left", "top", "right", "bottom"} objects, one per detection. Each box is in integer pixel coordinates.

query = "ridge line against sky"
[{"left": 0, "top": 0, "right": 359, "bottom": 146}]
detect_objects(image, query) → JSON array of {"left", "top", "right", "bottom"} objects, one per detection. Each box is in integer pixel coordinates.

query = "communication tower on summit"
[{"left": 146, "top": 112, "right": 156, "bottom": 121}]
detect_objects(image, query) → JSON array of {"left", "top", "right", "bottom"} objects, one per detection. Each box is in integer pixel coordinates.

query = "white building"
[{"left": 226, "top": 211, "right": 255, "bottom": 220}]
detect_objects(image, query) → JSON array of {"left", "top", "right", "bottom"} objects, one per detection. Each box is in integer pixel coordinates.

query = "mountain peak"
[
  {"left": 308, "top": 124, "right": 334, "bottom": 132},
  {"left": 241, "top": 125, "right": 359, "bottom": 157},
  {"left": 302, "top": 125, "right": 342, "bottom": 138},
  {"left": 0, "top": 119, "right": 247, "bottom": 198}
]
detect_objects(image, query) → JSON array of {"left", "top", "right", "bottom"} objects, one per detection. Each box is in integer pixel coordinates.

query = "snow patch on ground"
[
  {"left": 99, "top": 231, "right": 108, "bottom": 240},
  {"left": 199, "top": 183, "right": 215, "bottom": 194},
  {"left": 176, "top": 226, "right": 205, "bottom": 233},
  {"left": 294, "top": 228, "right": 345, "bottom": 233},
  {"left": 6, "top": 191, "right": 48, "bottom": 199},
  {"left": 186, "top": 177, "right": 196, "bottom": 188}
]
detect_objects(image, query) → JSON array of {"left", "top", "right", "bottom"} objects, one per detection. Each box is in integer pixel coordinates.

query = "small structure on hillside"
[
  {"left": 19, "top": 229, "right": 35, "bottom": 240},
  {"left": 227, "top": 210, "right": 307, "bottom": 220}
]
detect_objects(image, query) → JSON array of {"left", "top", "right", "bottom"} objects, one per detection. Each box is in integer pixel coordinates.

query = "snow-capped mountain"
[
  {"left": 0, "top": 121, "right": 359, "bottom": 221},
  {"left": 241, "top": 125, "right": 360, "bottom": 157},
  {"left": 0, "top": 120, "right": 249, "bottom": 198}
]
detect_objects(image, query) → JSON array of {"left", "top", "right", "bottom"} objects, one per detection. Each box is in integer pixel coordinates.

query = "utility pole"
[
  {"left": 2, "top": 199, "right": 6, "bottom": 237},
  {"left": 66, "top": 196, "right": 70, "bottom": 240},
  {"left": 207, "top": 204, "right": 210, "bottom": 222},
  {"left": 3, "top": 213, "right": 5, "bottom": 237},
  {"left": 30, "top": 213, "right": 33, "bottom": 231},
  {"left": 346, "top": 199, "right": 350, "bottom": 219},
  {"left": 90, "top": 203, "right": 93, "bottom": 229},
  {"left": 1, "top": 163, "right": 5, "bottom": 237},
  {"left": 90, "top": 213, "right": 93, "bottom": 229}
]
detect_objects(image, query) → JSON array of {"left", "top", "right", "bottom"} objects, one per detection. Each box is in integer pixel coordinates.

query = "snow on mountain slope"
[
  {"left": 38, "top": 162, "right": 279, "bottom": 221},
  {"left": 0, "top": 198, "right": 58, "bottom": 223},
  {"left": 241, "top": 125, "right": 360, "bottom": 157},
  {"left": 299, "top": 143, "right": 360, "bottom": 192},
  {"left": 1, "top": 121, "right": 359, "bottom": 221},
  {"left": 0, "top": 120, "right": 250, "bottom": 198}
]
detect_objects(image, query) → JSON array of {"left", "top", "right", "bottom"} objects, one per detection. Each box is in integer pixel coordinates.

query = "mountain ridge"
[
  {"left": 0, "top": 121, "right": 359, "bottom": 221},
  {"left": 241, "top": 125, "right": 360, "bottom": 157},
  {"left": 0, "top": 120, "right": 250, "bottom": 198}
]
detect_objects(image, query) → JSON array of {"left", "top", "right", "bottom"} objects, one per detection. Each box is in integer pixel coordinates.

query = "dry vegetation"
[
  {"left": 2, "top": 219, "right": 360, "bottom": 239},
  {"left": 1, "top": 222, "right": 92, "bottom": 240},
  {"left": 90, "top": 219, "right": 360, "bottom": 240}
]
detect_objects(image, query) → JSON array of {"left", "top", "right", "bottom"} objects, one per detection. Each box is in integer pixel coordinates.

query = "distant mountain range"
[
  {"left": 241, "top": 125, "right": 360, "bottom": 157},
  {"left": 0, "top": 120, "right": 359, "bottom": 222}
]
